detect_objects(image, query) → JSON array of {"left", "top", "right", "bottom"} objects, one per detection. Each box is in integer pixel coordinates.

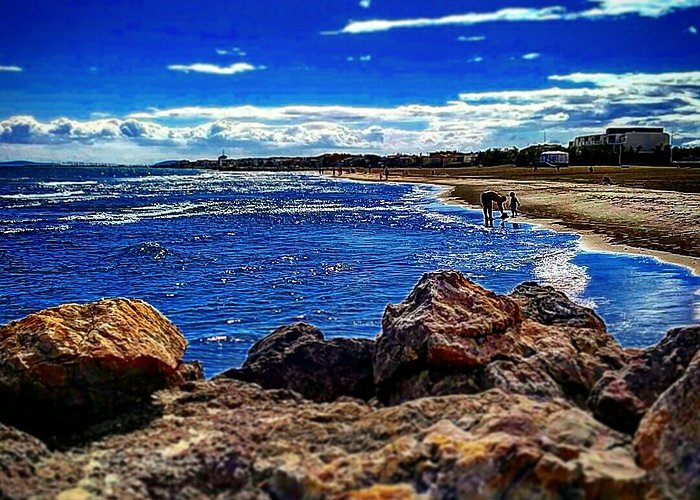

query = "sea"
[{"left": 1, "top": 166, "right": 699, "bottom": 377}]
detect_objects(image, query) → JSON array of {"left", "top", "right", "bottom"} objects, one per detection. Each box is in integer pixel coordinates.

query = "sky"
[{"left": 0, "top": 0, "right": 699, "bottom": 163}]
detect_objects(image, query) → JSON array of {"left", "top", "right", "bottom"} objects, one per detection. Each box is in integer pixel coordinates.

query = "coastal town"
[{"left": 156, "top": 126, "right": 699, "bottom": 171}]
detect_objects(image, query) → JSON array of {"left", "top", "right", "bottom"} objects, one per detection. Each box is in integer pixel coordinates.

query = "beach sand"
[{"left": 331, "top": 166, "right": 700, "bottom": 275}]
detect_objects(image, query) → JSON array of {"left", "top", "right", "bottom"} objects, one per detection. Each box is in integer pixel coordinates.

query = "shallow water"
[{"left": 1, "top": 167, "right": 698, "bottom": 376}]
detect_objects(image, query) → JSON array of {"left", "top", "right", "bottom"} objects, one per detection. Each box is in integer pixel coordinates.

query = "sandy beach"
[{"left": 331, "top": 166, "right": 700, "bottom": 275}]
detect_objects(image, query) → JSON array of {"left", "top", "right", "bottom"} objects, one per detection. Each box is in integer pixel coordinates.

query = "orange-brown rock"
[
  {"left": 374, "top": 271, "right": 625, "bottom": 404},
  {"left": 0, "top": 298, "right": 188, "bottom": 435},
  {"left": 634, "top": 352, "right": 700, "bottom": 498}
]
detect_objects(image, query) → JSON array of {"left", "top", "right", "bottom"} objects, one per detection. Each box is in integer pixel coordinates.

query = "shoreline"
[{"left": 330, "top": 171, "right": 700, "bottom": 276}]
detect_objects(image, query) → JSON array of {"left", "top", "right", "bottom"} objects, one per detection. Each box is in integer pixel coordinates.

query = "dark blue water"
[{"left": 1, "top": 167, "right": 699, "bottom": 376}]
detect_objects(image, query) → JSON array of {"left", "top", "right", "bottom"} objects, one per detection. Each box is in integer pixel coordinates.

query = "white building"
[
  {"left": 540, "top": 151, "right": 569, "bottom": 165},
  {"left": 571, "top": 127, "right": 670, "bottom": 152}
]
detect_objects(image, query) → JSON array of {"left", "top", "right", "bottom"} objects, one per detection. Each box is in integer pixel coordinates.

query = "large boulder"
[
  {"left": 634, "top": 352, "right": 700, "bottom": 498},
  {"left": 589, "top": 326, "right": 700, "bottom": 433},
  {"left": 0, "top": 298, "right": 188, "bottom": 435},
  {"left": 217, "top": 323, "right": 375, "bottom": 402},
  {"left": 373, "top": 271, "right": 625, "bottom": 404}
]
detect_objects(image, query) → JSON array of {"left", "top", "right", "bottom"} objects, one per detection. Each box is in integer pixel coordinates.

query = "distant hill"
[{"left": 0, "top": 160, "right": 54, "bottom": 167}]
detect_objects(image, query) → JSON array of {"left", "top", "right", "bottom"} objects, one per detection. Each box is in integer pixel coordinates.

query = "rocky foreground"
[{"left": 0, "top": 271, "right": 698, "bottom": 499}]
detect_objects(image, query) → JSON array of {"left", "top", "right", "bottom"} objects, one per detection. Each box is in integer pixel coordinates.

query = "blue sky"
[{"left": 1, "top": 0, "right": 699, "bottom": 162}]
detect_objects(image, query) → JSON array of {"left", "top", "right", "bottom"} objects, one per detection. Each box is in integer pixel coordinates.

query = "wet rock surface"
[
  {"left": 0, "top": 298, "right": 189, "bottom": 435},
  {"left": 0, "top": 270, "right": 697, "bottom": 499}
]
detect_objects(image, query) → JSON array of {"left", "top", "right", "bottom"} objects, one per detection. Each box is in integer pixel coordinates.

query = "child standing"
[{"left": 509, "top": 192, "right": 520, "bottom": 217}]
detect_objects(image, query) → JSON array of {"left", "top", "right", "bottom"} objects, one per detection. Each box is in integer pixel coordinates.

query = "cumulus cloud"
[
  {"left": 2, "top": 70, "right": 699, "bottom": 161},
  {"left": 359, "top": 0, "right": 371, "bottom": 8},
  {"left": 167, "top": 62, "right": 261, "bottom": 75},
  {"left": 0, "top": 65, "right": 22, "bottom": 72},
  {"left": 522, "top": 52, "right": 541, "bottom": 60},
  {"left": 330, "top": 1, "right": 700, "bottom": 34},
  {"left": 688, "top": 25, "right": 698, "bottom": 34}
]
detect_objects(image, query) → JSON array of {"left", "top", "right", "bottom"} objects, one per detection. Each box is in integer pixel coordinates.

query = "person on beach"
[
  {"left": 384, "top": 166, "right": 389, "bottom": 181},
  {"left": 509, "top": 191, "right": 520, "bottom": 217},
  {"left": 481, "top": 190, "right": 508, "bottom": 224}
]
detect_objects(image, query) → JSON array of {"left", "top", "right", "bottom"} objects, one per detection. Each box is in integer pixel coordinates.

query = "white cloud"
[
  {"left": 347, "top": 55, "right": 372, "bottom": 62},
  {"left": 469, "top": 56, "right": 484, "bottom": 63},
  {"left": 522, "top": 52, "right": 541, "bottom": 60},
  {"left": 330, "top": 1, "right": 700, "bottom": 34},
  {"left": 167, "top": 62, "right": 260, "bottom": 75},
  {"left": 689, "top": 25, "right": 698, "bottom": 34},
  {"left": 216, "top": 47, "right": 247, "bottom": 56},
  {"left": 0, "top": 65, "right": 22, "bottom": 72},
  {"left": 334, "top": 7, "right": 566, "bottom": 34},
  {"left": 543, "top": 112, "right": 570, "bottom": 122},
  {"left": 579, "top": 0, "right": 700, "bottom": 18},
  {"left": 359, "top": 0, "right": 371, "bottom": 8},
  {"left": 458, "top": 35, "right": 486, "bottom": 42},
  {"left": 3, "top": 70, "right": 699, "bottom": 161},
  {"left": 548, "top": 71, "right": 700, "bottom": 88}
]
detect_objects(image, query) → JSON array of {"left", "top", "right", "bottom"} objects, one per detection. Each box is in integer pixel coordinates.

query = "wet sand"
[{"left": 330, "top": 167, "right": 700, "bottom": 275}]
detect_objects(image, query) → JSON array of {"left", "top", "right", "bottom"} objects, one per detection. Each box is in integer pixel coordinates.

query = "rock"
[
  {"left": 373, "top": 271, "right": 624, "bottom": 405},
  {"left": 172, "top": 361, "right": 206, "bottom": 384},
  {"left": 0, "top": 298, "right": 187, "bottom": 435},
  {"left": 217, "top": 323, "right": 375, "bottom": 402},
  {"left": 510, "top": 282, "right": 606, "bottom": 330},
  {"left": 589, "top": 326, "right": 700, "bottom": 433},
  {"left": 2, "top": 272, "right": 697, "bottom": 498},
  {"left": 634, "top": 352, "right": 700, "bottom": 498},
  {"left": 0, "top": 380, "right": 649, "bottom": 499},
  {"left": 0, "top": 424, "right": 50, "bottom": 498},
  {"left": 374, "top": 271, "right": 521, "bottom": 402}
]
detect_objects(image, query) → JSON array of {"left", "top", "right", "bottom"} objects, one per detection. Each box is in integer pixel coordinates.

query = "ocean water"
[{"left": 1, "top": 166, "right": 699, "bottom": 377}]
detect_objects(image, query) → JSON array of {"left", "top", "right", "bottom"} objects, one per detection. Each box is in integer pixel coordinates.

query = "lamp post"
[{"left": 670, "top": 130, "right": 675, "bottom": 165}]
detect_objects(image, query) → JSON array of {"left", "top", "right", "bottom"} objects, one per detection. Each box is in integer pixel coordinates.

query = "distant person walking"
[
  {"left": 481, "top": 190, "right": 507, "bottom": 224},
  {"left": 384, "top": 166, "right": 389, "bottom": 181},
  {"left": 509, "top": 191, "right": 520, "bottom": 217}
]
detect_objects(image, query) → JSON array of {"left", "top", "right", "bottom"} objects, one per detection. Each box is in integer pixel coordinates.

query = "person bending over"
[{"left": 481, "top": 190, "right": 507, "bottom": 222}]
